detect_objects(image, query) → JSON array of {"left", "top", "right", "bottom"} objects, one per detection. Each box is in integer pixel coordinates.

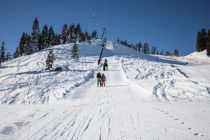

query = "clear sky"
[{"left": 0, "top": 0, "right": 210, "bottom": 55}]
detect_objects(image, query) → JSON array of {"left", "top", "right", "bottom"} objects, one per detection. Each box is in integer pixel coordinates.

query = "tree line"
[
  {"left": 0, "top": 42, "right": 12, "bottom": 65},
  {"left": 196, "top": 28, "right": 210, "bottom": 56},
  {"left": 14, "top": 17, "right": 98, "bottom": 58},
  {"left": 0, "top": 17, "right": 98, "bottom": 65},
  {"left": 117, "top": 38, "right": 179, "bottom": 56}
]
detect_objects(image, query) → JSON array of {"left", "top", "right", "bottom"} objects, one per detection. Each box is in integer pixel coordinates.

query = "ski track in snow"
[
  {"left": 121, "top": 56, "right": 210, "bottom": 102},
  {"left": 0, "top": 41, "right": 210, "bottom": 140}
]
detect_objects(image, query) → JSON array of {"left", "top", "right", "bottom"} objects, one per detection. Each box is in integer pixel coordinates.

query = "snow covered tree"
[
  {"left": 174, "top": 49, "right": 179, "bottom": 56},
  {"left": 0, "top": 41, "right": 6, "bottom": 63},
  {"left": 206, "top": 29, "right": 210, "bottom": 57},
  {"left": 71, "top": 44, "right": 79, "bottom": 60},
  {"left": 45, "top": 49, "right": 54, "bottom": 70},
  {"left": 196, "top": 28, "right": 207, "bottom": 52},
  {"left": 31, "top": 17, "right": 40, "bottom": 52},
  {"left": 61, "top": 24, "right": 69, "bottom": 44},
  {"left": 136, "top": 42, "right": 142, "bottom": 52}
]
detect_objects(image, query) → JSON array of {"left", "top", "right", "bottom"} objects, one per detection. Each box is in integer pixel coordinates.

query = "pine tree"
[
  {"left": 196, "top": 28, "right": 207, "bottom": 52},
  {"left": 68, "top": 24, "right": 75, "bottom": 43},
  {"left": 54, "top": 34, "right": 61, "bottom": 45},
  {"left": 13, "top": 47, "right": 20, "bottom": 58},
  {"left": 151, "top": 46, "right": 157, "bottom": 54},
  {"left": 31, "top": 17, "right": 40, "bottom": 52},
  {"left": 91, "top": 30, "right": 97, "bottom": 39},
  {"left": 117, "top": 38, "right": 120, "bottom": 43},
  {"left": 84, "top": 31, "right": 90, "bottom": 41},
  {"left": 6, "top": 52, "right": 12, "bottom": 61},
  {"left": 80, "top": 32, "right": 85, "bottom": 42},
  {"left": 49, "top": 26, "right": 56, "bottom": 46},
  {"left": 136, "top": 42, "right": 142, "bottom": 52},
  {"left": 61, "top": 24, "right": 69, "bottom": 44},
  {"left": 18, "top": 32, "right": 27, "bottom": 56},
  {"left": 75, "top": 23, "right": 82, "bottom": 41},
  {"left": 165, "top": 51, "right": 171, "bottom": 56},
  {"left": 17, "top": 32, "right": 32, "bottom": 56},
  {"left": 0, "top": 41, "right": 6, "bottom": 63},
  {"left": 41, "top": 24, "right": 50, "bottom": 49},
  {"left": 45, "top": 49, "right": 54, "bottom": 70},
  {"left": 206, "top": 29, "right": 210, "bottom": 57},
  {"left": 71, "top": 44, "right": 79, "bottom": 60},
  {"left": 25, "top": 33, "right": 33, "bottom": 55},
  {"left": 160, "top": 50, "right": 164, "bottom": 55},
  {"left": 37, "top": 35, "right": 44, "bottom": 50},
  {"left": 174, "top": 49, "right": 179, "bottom": 56},
  {"left": 143, "top": 43, "right": 150, "bottom": 54}
]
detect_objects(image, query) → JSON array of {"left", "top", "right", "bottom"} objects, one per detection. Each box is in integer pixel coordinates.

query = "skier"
[
  {"left": 104, "top": 62, "right": 108, "bottom": 71},
  {"left": 103, "top": 63, "right": 106, "bottom": 71},
  {"left": 96, "top": 72, "right": 102, "bottom": 87},
  {"left": 101, "top": 73, "right": 106, "bottom": 87},
  {"left": 104, "top": 58, "right": 107, "bottom": 64},
  {"left": 103, "top": 59, "right": 108, "bottom": 71}
]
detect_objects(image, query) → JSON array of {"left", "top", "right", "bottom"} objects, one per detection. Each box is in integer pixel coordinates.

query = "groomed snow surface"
[{"left": 0, "top": 41, "right": 210, "bottom": 140}]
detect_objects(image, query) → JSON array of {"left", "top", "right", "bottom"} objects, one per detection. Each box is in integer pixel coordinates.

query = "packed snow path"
[{"left": 0, "top": 57, "right": 210, "bottom": 140}]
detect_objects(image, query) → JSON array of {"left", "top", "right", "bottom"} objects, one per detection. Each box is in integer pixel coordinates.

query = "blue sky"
[{"left": 0, "top": 0, "right": 210, "bottom": 55}]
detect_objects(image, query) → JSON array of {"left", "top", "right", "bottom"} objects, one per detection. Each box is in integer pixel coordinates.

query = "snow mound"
[{"left": 183, "top": 50, "right": 210, "bottom": 64}]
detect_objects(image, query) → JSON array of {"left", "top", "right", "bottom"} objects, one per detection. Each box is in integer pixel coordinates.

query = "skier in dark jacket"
[
  {"left": 104, "top": 59, "right": 107, "bottom": 64},
  {"left": 104, "top": 62, "right": 108, "bottom": 71},
  {"left": 97, "top": 72, "right": 102, "bottom": 87},
  {"left": 103, "top": 63, "right": 106, "bottom": 71},
  {"left": 103, "top": 58, "right": 108, "bottom": 71}
]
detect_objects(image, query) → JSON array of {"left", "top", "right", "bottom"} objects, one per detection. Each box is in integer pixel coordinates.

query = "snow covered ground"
[{"left": 0, "top": 41, "right": 210, "bottom": 140}]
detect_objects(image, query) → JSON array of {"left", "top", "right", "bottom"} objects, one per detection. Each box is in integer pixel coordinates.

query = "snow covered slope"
[
  {"left": 0, "top": 42, "right": 105, "bottom": 104},
  {"left": 121, "top": 56, "right": 210, "bottom": 102},
  {"left": 0, "top": 41, "right": 210, "bottom": 140}
]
